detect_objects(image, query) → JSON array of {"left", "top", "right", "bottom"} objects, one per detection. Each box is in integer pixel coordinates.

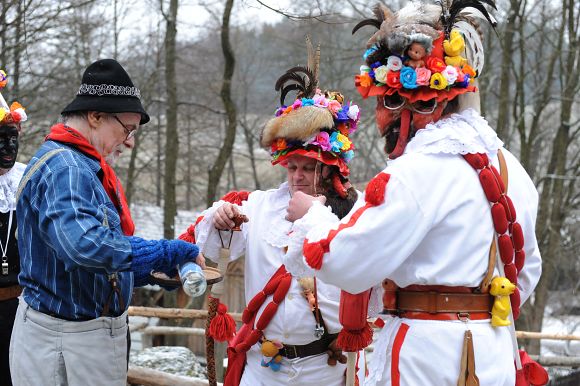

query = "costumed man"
[
  {"left": 188, "top": 41, "right": 366, "bottom": 386},
  {"left": 10, "top": 59, "right": 204, "bottom": 386},
  {"left": 0, "top": 70, "right": 27, "bottom": 386},
  {"left": 285, "top": 2, "right": 546, "bottom": 386}
]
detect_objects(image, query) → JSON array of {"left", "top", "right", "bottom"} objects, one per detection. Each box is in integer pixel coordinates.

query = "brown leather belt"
[
  {"left": 395, "top": 290, "right": 492, "bottom": 320},
  {"left": 0, "top": 285, "right": 22, "bottom": 301},
  {"left": 279, "top": 333, "right": 338, "bottom": 359}
]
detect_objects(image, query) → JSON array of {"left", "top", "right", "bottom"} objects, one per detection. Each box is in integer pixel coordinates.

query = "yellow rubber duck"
[
  {"left": 444, "top": 29, "right": 465, "bottom": 56},
  {"left": 445, "top": 55, "right": 467, "bottom": 67},
  {"left": 490, "top": 277, "right": 516, "bottom": 327}
]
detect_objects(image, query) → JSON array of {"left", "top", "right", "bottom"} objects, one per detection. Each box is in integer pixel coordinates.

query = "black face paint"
[{"left": 0, "top": 125, "right": 19, "bottom": 169}]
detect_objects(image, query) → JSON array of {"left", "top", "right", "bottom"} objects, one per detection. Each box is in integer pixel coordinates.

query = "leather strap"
[
  {"left": 397, "top": 290, "right": 493, "bottom": 314},
  {"left": 279, "top": 333, "right": 338, "bottom": 359},
  {"left": 0, "top": 284, "right": 22, "bottom": 301},
  {"left": 399, "top": 311, "right": 490, "bottom": 321}
]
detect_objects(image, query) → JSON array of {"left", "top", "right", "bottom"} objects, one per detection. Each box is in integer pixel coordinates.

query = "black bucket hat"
[{"left": 61, "top": 59, "right": 150, "bottom": 125}]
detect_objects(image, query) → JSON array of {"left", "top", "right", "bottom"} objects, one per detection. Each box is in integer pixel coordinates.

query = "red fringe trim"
[
  {"left": 208, "top": 300, "right": 237, "bottom": 342},
  {"left": 336, "top": 323, "right": 373, "bottom": 352}
]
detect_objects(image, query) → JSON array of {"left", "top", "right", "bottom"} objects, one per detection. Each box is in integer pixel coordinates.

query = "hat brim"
[
  {"left": 61, "top": 95, "right": 150, "bottom": 125},
  {"left": 274, "top": 148, "right": 350, "bottom": 177}
]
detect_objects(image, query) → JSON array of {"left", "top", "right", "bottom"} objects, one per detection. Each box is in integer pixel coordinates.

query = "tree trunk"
[
  {"left": 495, "top": 0, "right": 520, "bottom": 141},
  {"left": 206, "top": 0, "right": 236, "bottom": 207},
  {"left": 126, "top": 131, "right": 141, "bottom": 206},
  {"left": 163, "top": 0, "right": 178, "bottom": 239}
]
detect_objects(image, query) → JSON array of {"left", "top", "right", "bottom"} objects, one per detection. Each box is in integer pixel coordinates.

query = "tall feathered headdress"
[
  {"left": 261, "top": 36, "right": 360, "bottom": 177},
  {"left": 352, "top": 0, "right": 497, "bottom": 103},
  {"left": 0, "top": 70, "right": 27, "bottom": 126}
]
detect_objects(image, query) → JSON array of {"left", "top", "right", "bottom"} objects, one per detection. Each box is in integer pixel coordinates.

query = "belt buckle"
[
  {"left": 284, "top": 344, "right": 298, "bottom": 359},
  {"left": 457, "top": 312, "right": 470, "bottom": 321}
]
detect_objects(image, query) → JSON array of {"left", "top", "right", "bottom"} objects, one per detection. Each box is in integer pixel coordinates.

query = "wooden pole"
[
  {"left": 515, "top": 331, "right": 580, "bottom": 341},
  {"left": 128, "top": 365, "right": 221, "bottom": 386},
  {"left": 128, "top": 306, "right": 242, "bottom": 321},
  {"left": 141, "top": 326, "right": 206, "bottom": 336}
]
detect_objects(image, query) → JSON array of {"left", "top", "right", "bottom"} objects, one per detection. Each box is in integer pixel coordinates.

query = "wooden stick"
[
  {"left": 516, "top": 331, "right": 580, "bottom": 341},
  {"left": 141, "top": 326, "right": 206, "bottom": 336},
  {"left": 345, "top": 352, "right": 357, "bottom": 386},
  {"left": 127, "top": 365, "right": 221, "bottom": 386},
  {"left": 128, "top": 306, "right": 242, "bottom": 322}
]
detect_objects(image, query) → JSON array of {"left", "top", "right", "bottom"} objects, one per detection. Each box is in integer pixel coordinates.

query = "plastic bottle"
[{"left": 179, "top": 262, "right": 207, "bottom": 297}]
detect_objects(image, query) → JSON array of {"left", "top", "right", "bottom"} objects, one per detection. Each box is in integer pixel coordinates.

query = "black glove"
[{"left": 129, "top": 237, "right": 199, "bottom": 287}]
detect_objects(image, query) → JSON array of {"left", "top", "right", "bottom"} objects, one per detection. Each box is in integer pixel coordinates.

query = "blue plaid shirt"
[{"left": 17, "top": 140, "right": 133, "bottom": 320}]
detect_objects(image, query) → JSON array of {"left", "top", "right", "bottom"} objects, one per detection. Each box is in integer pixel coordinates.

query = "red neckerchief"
[{"left": 46, "top": 123, "right": 135, "bottom": 236}]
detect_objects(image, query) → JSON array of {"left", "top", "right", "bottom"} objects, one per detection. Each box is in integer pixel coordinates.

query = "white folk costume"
[
  {"left": 188, "top": 39, "right": 366, "bottom": 386},
  {"left": 284, "top": 2, "right": 546, "bottom": 386}
]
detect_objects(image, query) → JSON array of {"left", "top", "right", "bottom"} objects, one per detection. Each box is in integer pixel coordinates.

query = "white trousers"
[
  {"left": 9, "top": 297, "right": 128, "bottom": 386},
  {"left": 367, "top": 316, "right": 515, "bottom": 386}
]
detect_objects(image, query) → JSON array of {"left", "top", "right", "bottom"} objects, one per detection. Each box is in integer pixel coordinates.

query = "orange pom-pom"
[
  {"left": 10, "top": 102, "right": 23, "bottom": 111},
  {"left": 365, "top": 173, "right": 390, "bottom": 206},
  {"left": 336, "top": 323, "right": 373, "bottom": 352}
]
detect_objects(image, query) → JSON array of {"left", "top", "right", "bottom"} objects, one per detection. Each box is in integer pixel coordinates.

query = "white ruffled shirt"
[
  {"left": 286, "top": 109, "right": 541, "bottom": 305},
  {"left": 0, "top": 162, "right": 25, "bottom": 213},
  {"left": 195, "top": 183, "right": 344, "bottom": 345}
]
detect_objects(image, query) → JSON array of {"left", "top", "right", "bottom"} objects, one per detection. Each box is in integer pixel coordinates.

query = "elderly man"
[
  {"left": 0, "top": 70, "right": 27, "bottom": 386},
  {"left": 286, "top": 2, "right": 544, "bottom": 386},
  {"left": 9, "top": 59, "right": 203, "bottom": 386}
]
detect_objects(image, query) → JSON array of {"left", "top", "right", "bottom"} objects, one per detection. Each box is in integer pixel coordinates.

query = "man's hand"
[
  {"left": 196, "top": 252, "right": 206, "bottom": 269},
  {"left": 213, "top": 203, "right": 245, "bottom": 230},
  {"left": 286, "top": 191, "right": 326, "bottom": 222}
]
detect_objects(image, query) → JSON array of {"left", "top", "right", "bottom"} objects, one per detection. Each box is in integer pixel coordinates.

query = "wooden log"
[
  {"left": 127, "top": 365, "right": 222, "bottom": 386},
  {"left": 516, "top": 331, "right": 580, "bottom": 341},
  {"left": 128, "top": 306, "right": 242, "bottom": 322},
  {"left": 141, "top": 326, "right": 206, "bottom": 336},
  {"left": 528, "top": 355, "right": 580, "bottom": 367}
]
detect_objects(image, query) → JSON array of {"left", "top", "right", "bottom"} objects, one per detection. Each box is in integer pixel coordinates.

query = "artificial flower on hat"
[
  {"left": 0, "top": 70, "right": 27, "bottom": 126},
  {"left": 261, "top": 38, "right": 360, "bottom": 177},
  {"left": 353, "top": 1, "right": 497, "bottom": 103}
]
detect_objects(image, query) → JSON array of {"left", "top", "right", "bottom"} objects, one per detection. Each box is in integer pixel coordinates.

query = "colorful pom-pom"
[{"left": 208, "top": 301, "right": 237, "bottom": 342}]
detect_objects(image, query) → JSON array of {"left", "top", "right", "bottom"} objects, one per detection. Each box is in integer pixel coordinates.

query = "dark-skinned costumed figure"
[{"left": 285, "top": 2, "right": 548, "bottom": 386}]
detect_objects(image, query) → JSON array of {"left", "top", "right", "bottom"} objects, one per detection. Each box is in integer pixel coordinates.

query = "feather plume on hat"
[{"left": 261, "top": 37, "right": 360, "bottom": 177}]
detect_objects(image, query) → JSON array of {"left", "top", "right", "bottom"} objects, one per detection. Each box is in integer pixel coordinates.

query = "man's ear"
[{"left": 86, "top": 111, "right": 103, "bottom": 128}]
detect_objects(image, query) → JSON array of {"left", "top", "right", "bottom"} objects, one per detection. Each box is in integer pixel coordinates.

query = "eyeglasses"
[
  {"left": 111, "top": 114, "right": 139, "bottom": 141},
  {"left": 383, "top": 94, "right": 438, "bottom": 115}
]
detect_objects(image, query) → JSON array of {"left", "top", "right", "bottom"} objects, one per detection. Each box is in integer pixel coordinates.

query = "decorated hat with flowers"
[
  {"left": 353, "top": 0, "right": 497, "bottom": 103},
  {"left": 0, "top": 70, "right": 27, "bottom": 127},
  {"left": 261, "top": 37, "right": 360, "bottom": 177}
]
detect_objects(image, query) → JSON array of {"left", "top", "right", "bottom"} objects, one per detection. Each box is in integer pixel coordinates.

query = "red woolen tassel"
[
  {"left": 463, "top": 153, "right": 487, "bottom": 170},
  {"left": 479, "top": 168, "right": 502, "bottom": 202},
  {"left": 178, "top": 223, "right": 197, "bottom": 243},
  {"left": 498, "top": 234, "right": 514, "bottom": 265},
  {"left": 504, "top": 263, "right": 518, "bottom": 285},
  {"left": 512, "top": 223, "right": 525, "bottom": 251},
  {"left": 365, "top": 173, "right": 390, "bottom": 206},
  {"left": 304, "top": 240, "right": 326, "bottom": 270},
  {"left": 209, "top": 301, "right": 237, "bottom": 342},
  {"left": 515, "top": 250, "right": 526, "bottom": 272},
  {"left": 336, "top": 323, "right": 374, "bottom": 352},
  {"left": 491, "top": 203, "right": 509, "bottom": 234}
]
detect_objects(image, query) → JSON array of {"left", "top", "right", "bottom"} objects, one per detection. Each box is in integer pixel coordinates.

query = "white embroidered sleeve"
[{"left": 194, "top": 201, "right": 246, "bottom": 262}]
